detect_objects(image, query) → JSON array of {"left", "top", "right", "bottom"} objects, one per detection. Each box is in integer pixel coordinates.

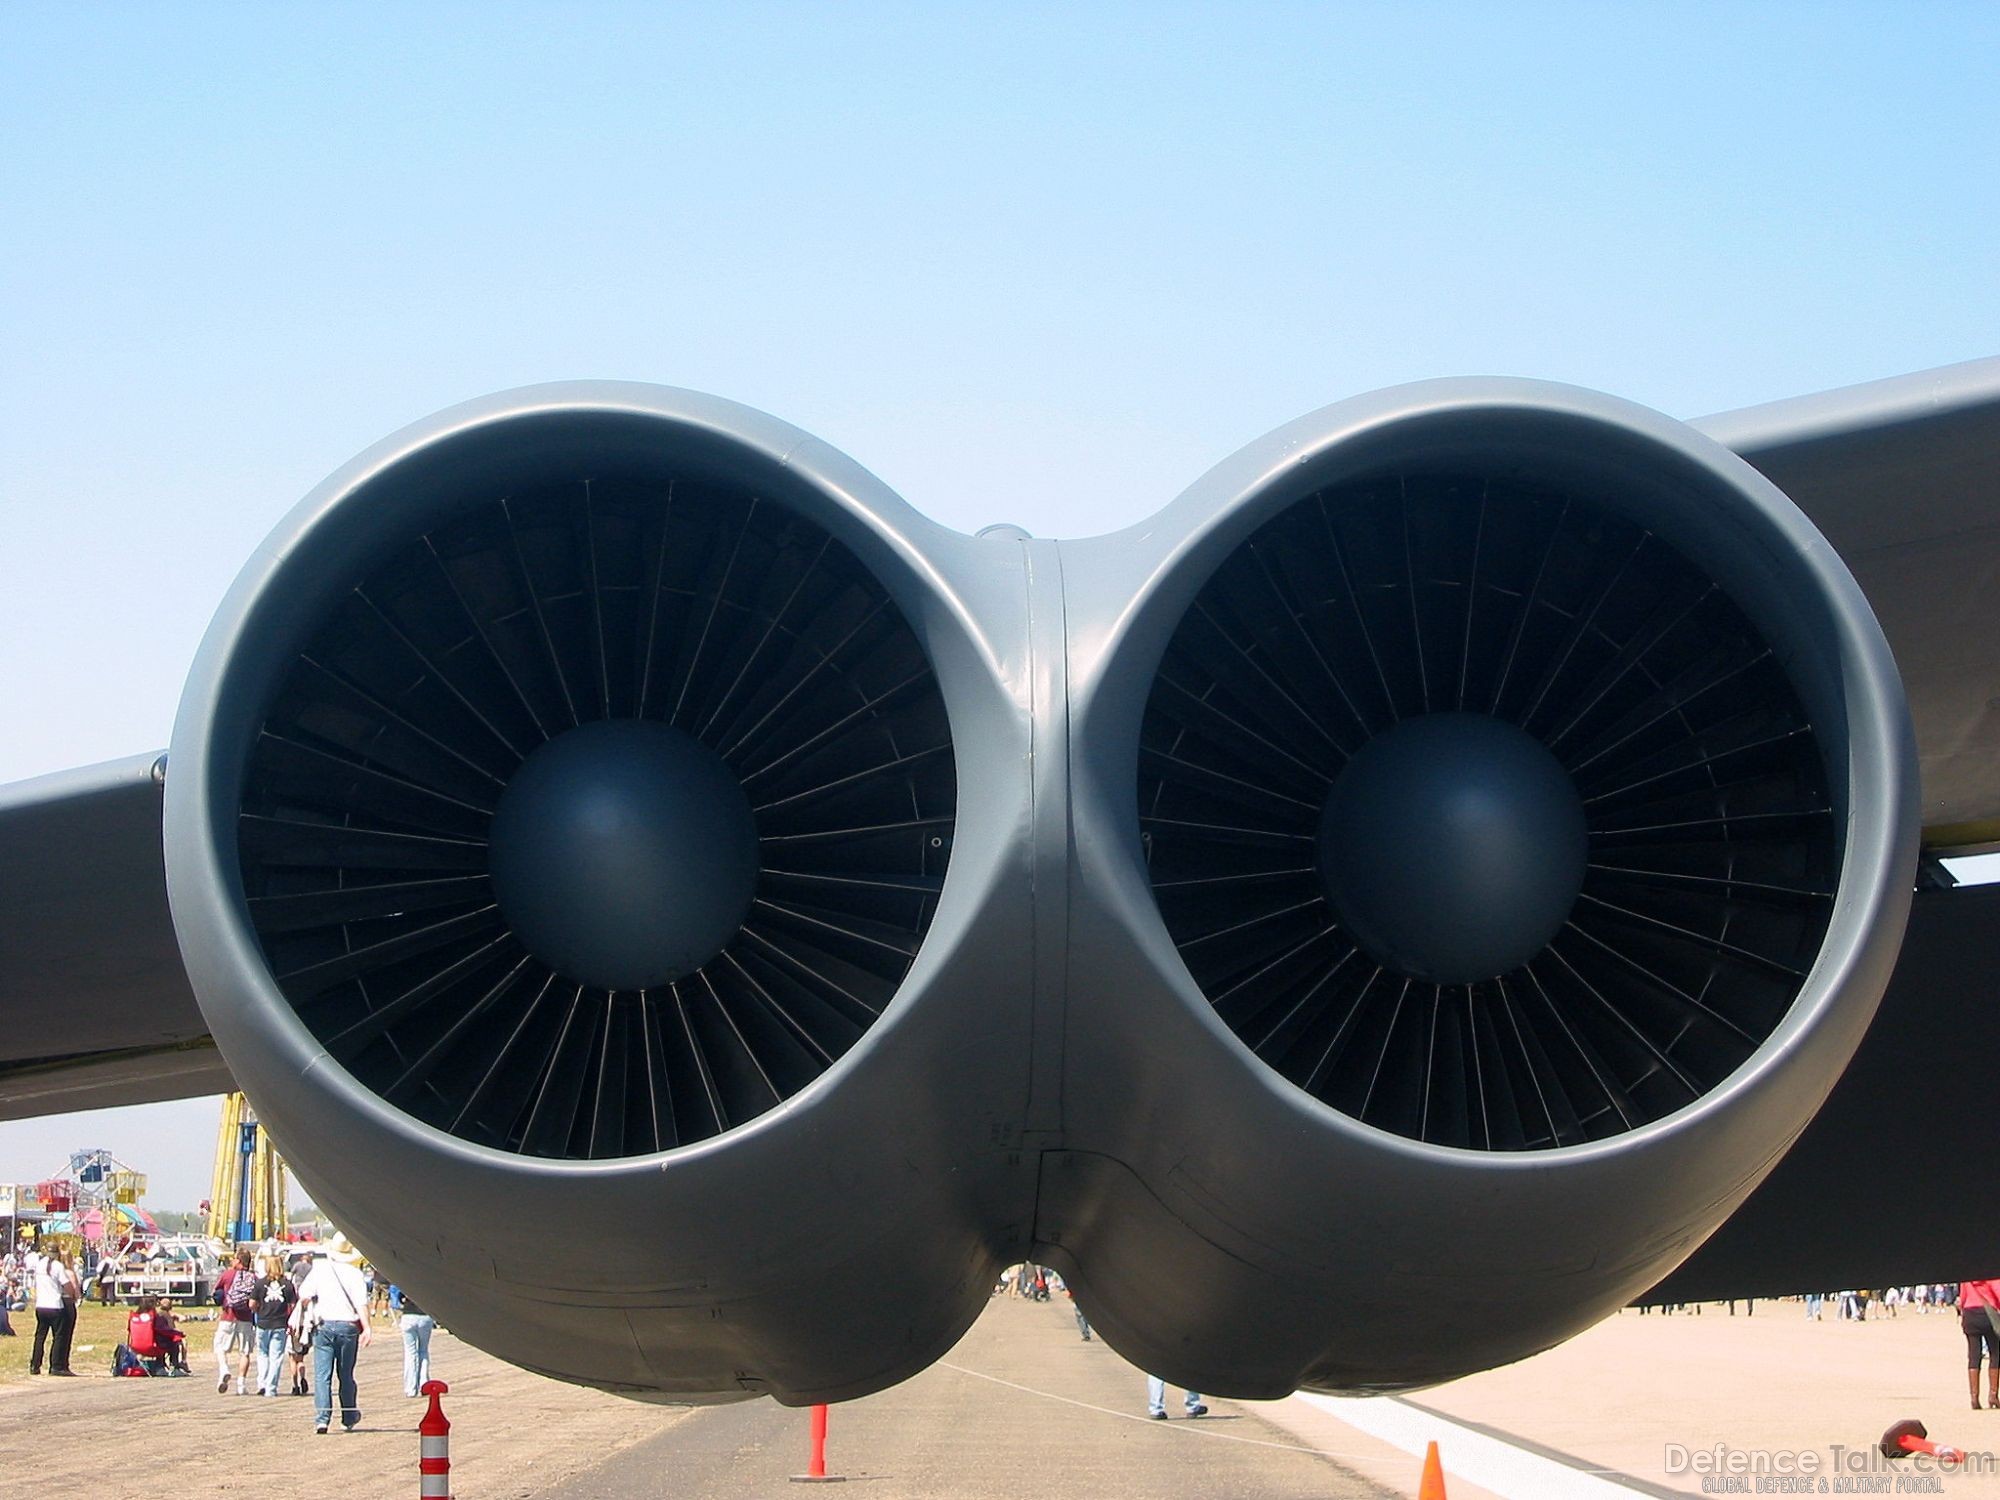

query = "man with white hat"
[{"left": 299, "top": 1234, "right": 373, "bottom": 1433}]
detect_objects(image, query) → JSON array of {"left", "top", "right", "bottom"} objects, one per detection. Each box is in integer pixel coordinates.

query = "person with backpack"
[
  {"left": 252, "top": 1254, "right": 298, "bottom": 1396},
  {"left": 214, "top": 1248, "right": 258, "bottom": 1394}
]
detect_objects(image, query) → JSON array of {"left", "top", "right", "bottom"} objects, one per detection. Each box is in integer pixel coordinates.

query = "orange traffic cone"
[{"left": 1417, "top": 1439, "right": 1447, "bottom": 1499}]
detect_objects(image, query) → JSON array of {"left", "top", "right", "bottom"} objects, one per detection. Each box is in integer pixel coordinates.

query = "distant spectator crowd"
[
  {"left": 1640, "top": 1284, "right": 1963, "bottom": 1318},
  {"left": 3, "top": 1229, "right": 439, "bottom": 1434}
]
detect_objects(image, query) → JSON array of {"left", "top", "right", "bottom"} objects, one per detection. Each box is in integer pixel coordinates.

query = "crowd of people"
[
  {"left": 1795, "top": 1280, "right": 2000, "bottom": 1413},
  {"left": 1639, "top": 1284, "right": 1965, "bottom": 1319},
  {"left": 3, "top": 1229, "right": 439, "bottom": 1435},
  {"left": 200, "top": 1236, "right": 437, "bottom": 1432},
  {"left": 1803, "top": 1284, "right": 1964, "bottom": 1319}
]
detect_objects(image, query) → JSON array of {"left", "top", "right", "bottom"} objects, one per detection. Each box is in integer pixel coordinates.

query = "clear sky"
[{"left": 1, "top": 4, "right": 1995, "bottom": 1209}]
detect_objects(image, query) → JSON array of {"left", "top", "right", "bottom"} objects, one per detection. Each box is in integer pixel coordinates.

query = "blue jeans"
[
  {"left": 1146, "top": 1376, "right": 1203, "bottom": 1416},
  {"left": 400, "top": 1314, "right": 435, "bottom": 1396},
  {"left": 312, "top": 1320, "right": 362, "bottom": 1430},
  {"left": 255, "top": 1326, "right": 288, "bottom": 1395}
]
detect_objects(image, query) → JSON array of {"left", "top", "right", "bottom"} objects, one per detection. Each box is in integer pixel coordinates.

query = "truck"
[{"left": 109, "top": 1236, "right": 221, "bottom": 1306}]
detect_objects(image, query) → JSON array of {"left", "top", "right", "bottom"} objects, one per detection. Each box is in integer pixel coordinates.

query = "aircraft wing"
[
  {"left": 0, "top": 753, "right": 229, "bottom": 1120},
  {"left": 1696, "top": 355, "right": 2000, "bottom": 854}
]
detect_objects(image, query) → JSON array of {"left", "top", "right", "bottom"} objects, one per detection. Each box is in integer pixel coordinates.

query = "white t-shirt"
[
  {"left": 300, "top": 1259, "right": 370, "bottom": 1323},
  {"left": 32, "top": 1257, "right": 70, "bottom": 1311}
]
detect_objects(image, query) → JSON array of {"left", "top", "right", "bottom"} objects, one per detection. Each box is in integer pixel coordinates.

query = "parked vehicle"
[{"left": 110, "top": 1236, "right": 220, "bottom": 1305}]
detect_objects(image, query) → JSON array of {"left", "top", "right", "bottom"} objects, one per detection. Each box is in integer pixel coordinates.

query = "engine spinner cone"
[
  {"left": 1317, "top": 712, "right": 1586, "bottom": 986},
  {"left": 488, "top": 719, "right": 759, "bottom": 991}
]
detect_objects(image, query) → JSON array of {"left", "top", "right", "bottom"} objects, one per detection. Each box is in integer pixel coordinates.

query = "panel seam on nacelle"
[{"left": 1022, "top": 538, "right": 1070, "bottom": 1141}]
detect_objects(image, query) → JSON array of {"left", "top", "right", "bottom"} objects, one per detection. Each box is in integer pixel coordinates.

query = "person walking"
[
  {"left": 1959, "top": 1278, "right": 2000, "bottom": 1410},
  {"left": 1065, "top": 1283, "right": 1092, "bottom": 1341},
  {"left": 285, "top": 1257, "right": 314, "bottom": 1397},
  {"left": 252, "top": 1254, "right": 297, "bottom": 1396},
  {"left": 395, "top": 1286, "right": 437, "bottom": 1397},
  {"left": 301, "top": 1235, "right": 373, "bottom": 1433},
  {"left": 214, "top": 1248, "right": 259, "bottom": 1393},
  {"left": 1145, "top": 1374, "right": 1207, "bottom": 1420}
]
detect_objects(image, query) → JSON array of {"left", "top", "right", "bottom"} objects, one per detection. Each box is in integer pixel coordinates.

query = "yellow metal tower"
[{"left": 205, "top": 1093, "right": 290, "bottom": 1246}]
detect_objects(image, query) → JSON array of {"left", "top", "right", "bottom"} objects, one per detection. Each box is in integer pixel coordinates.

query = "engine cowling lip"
[
  {"left": 1077, "top": 375, "right": 1919, "bottom": 1165},
  {"left": 164, "top": 381, "right": 994, "bottom": 1179}
]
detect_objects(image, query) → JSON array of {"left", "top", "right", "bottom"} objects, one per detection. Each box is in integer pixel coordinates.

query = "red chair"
[{"left": 126, "top": 1310, "right": 167, "bottom": 1375}]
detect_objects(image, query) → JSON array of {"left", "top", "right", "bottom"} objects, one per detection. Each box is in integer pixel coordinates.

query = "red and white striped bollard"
[{"left": 419, "top": 1379, "right": 452, "bottom": 1499}]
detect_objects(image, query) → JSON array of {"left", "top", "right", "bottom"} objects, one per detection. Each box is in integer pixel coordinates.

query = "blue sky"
[{"left": 1, "top": 4, "right": 1995, "bottom": 1208}]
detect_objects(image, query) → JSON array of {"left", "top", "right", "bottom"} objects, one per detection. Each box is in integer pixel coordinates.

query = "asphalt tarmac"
[{"left": 540, "top": 1294, "right": 1399, "bottom": 1499}]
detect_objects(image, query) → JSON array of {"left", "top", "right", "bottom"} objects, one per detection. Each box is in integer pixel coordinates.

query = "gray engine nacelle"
[
  {"left": 161, "top": 378, "right": 1915, "bottom": 1403},
  {"left": 163, "top": 386, "right": 1049, "bottom": 1403},
  {"left": 1049, "top": 379, "right": 1916, "bottom": 1393}
]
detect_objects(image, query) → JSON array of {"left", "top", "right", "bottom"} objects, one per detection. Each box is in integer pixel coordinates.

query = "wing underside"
[{"left": 1644, "top": 883, "right": 2000, "bottom": 1299}]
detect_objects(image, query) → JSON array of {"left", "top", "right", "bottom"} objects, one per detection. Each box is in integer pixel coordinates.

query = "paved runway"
[{"left": 542, "top": 1295, "right": 1399, "bottom": 1498}]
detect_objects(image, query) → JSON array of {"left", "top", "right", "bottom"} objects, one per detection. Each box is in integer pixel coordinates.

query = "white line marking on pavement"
[
  {"left": 937, "top": 1361, "right": 1384, "bottom": 1462},
  {"left": 1294, "top": 1392, "right": 1662, "bottom": 1499}
]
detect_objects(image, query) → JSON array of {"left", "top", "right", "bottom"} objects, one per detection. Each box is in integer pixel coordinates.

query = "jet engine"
[
  {"left": 156, "top": 375, "right": 1917, "bottom": 1405},
  {"left": 1046, "top": 379, "right": 1917, "bottom": 1394},
  {"left": 162, "top": 385, "right": 1044, "bottom": 1403}
]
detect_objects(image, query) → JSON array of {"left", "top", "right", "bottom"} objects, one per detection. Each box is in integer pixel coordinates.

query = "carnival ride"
[{"left": 202, "top": 1091, "right": 289, "bottom": 1246}]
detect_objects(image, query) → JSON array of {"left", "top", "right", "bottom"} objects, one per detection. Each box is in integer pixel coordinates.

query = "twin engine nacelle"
[{"left": 161, "top": 380, "right": 1916, "bottom": 1404}]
